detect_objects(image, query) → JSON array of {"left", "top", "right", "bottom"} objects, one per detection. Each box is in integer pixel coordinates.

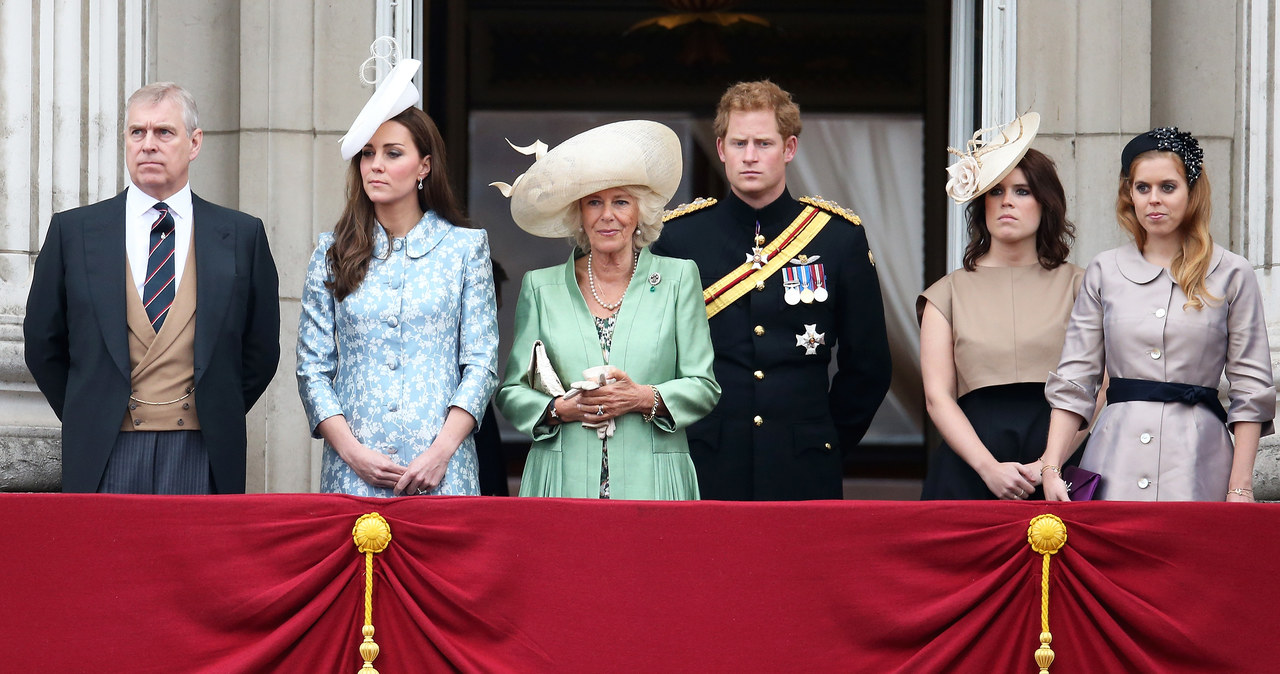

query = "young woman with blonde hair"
[{"left": 1040, "top": 128, "right": 1275, "bottom": 501}]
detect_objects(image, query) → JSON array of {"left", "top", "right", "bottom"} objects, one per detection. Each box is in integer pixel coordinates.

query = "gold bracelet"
[
  {"left": 642, "top": 386, "right": 661, "bottom": 423},
  {"left": 1227, "top": 488, "right": 1254, "bottom": 498},
  {"left": 1040, "top": 463, "right": 1061, "bottom": 476}
]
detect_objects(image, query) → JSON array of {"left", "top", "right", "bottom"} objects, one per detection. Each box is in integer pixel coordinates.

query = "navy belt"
[{"left": 1106, "top": 377, "right": 1228, "bottom": 424}]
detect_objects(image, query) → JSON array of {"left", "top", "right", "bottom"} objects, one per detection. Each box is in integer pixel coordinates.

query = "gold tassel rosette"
[
  {"left": 352, "top": 513, "right": 393, "bottom": 674},
  {"left": 1026, "top": 514, "right": 1068, "bottom": 673}
]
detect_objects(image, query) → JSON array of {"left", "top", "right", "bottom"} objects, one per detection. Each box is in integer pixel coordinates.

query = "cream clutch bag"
[
  {"left": 525, "top": 341, "right": 615, "bottom": 439},
  {"left": 526, "top": 340, "right": 567, "bottom": 397}
]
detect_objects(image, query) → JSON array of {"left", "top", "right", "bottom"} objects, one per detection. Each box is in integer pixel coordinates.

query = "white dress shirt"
[{"left": 125, "top": 183, "right": 194, "bottom": 298}]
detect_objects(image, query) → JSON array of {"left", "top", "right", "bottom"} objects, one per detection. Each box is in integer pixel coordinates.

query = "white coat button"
[
  {"left": 388, "top": 402, "right": 398, "bottom": 412},
  {"left": 1155, "top": 308, "right": 1167, "bottom": 318},
  {"left": 387, "top": 447, "right": 398, "bottom": 455},
  {"left": 388, "top": 360, "right": 398, "bottom": 371},
  {"left": 1150, "top": 348, "right": 1162, "bottom": 360},
  {"left": 392, "top": 239, "right": 404, "bottom": 251},
  {"left": 388, "top": 316, "right": 399, "bottom": 327},
  {"left": 1138, "top": 477, "right": 1151, "bottom": 489},
  {"left": 1140, "top": 433, "right": 1152, "bottom": 444}
]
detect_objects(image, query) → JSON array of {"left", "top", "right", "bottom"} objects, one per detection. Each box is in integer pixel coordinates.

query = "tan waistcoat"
[{"left": 121, "top": 242, "right": 201, "bottom": 431}]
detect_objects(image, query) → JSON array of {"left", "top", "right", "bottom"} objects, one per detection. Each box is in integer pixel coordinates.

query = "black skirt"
[{"left": 920, "top": 382, "right": 1079, "bottom": 500}]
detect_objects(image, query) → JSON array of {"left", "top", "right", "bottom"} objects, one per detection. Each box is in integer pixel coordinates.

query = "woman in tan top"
[
  {"left": 920, "top": 113, "right": 1090, "bottom": 500},
  {"left": 1040, "top": 128, "right": 1274, "bottom": 501}
]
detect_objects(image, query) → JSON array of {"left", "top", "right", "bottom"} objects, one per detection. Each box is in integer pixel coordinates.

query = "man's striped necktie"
[{"left": 144, "top": 202, "right": 176, "bottom": 331}]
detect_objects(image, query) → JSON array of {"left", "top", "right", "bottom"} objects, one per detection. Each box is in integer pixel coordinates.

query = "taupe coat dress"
[{"left": 1046, "top": 243, "right": 1275, "bottom": 500}]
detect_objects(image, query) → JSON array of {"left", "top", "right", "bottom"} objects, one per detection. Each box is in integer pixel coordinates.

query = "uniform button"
[
  {"left": 1155, "top": 308, "right": 1167, "bottom": 318},
  {"left": 1150, "top": 349, "right": 1162, "bottom": 360},
  {"left": 182, "top": 403, "right": 190, "bottom": 410},
  {"left": 824, "top": 443, "right": 832, "bottom": 450},
  {"left": 753, "top": 415, "right": 763, "bottom": 426},
  {"left": 1138, "top": 477, "right": 1150, "bottom": 489},
  {"left": 753, "top": 370, "right": 764, "bottom": 380},
  {"left": 129, "top": 403, "right": 137, "bottom": 410},
  {"left": 134, "top": 419, "right": 142, "bottom": 426},
  {"left": 755, "top": 280, "right": 765, "bottom": 291},
  {"left": 177, "top": 419, "right": 184, "bottom": 427},
  {"left": 754, "top": 326, "right": 765, "bottom": 336},
  {"left": 1140, "top": 432, "right": 1152, "bottom": 444},
  {"left": 388, "top": 316, "right": 399, "bottom": 327}
]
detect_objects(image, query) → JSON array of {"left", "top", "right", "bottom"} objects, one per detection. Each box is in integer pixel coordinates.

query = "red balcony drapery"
[{"left": 2, "top": 494, "right": 1275, "bottom": 673}]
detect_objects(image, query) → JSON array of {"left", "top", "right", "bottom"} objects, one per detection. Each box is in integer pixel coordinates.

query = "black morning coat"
[
  {"left": 652, "top": 188, "right": 892, "bottom": 500},
  {"left": 23, "top": 191, "right": 281, "bottom": 493}
]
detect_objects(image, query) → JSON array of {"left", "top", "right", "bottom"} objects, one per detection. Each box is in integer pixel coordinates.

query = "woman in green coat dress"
[{"left": 493, "top": 120, "right": 721, "bottom": 499}]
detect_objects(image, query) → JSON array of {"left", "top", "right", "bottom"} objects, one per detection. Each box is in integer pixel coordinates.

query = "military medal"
[
  {"left": 798, "top": 265, "right": 814, "bottom": 304},
  {"left": 795, "top": 324, "right": 825, "bottom": 355},
  {"left": 811, "top": 264, "right": 828, "bottom": 302},
  {"left": 782, "top": 267, "right": 801, "bottom": 305}
]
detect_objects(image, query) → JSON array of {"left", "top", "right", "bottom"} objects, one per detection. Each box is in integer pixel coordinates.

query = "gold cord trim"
[
  {"left": 353, "top": 513, "right": 392, "bottom": 673},
  {"left": 1027, "top": 514, "right": 1067, "bottom": 673}
]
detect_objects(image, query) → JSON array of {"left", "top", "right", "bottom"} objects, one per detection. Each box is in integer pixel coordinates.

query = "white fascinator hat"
[
  {"left": 945, "top": 112, "right": 1040, "bottom": 204},
  {"left": 339, "top": 37, "right": 421, "bottom": 161},
  {"left": 490, "top": 120, "right": 683, "bottom": 239}
]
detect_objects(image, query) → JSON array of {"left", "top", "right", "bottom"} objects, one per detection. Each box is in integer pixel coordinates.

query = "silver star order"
[
  {"left": 746, "top": 247, "right": 769, "bottom": 270},
  {"left": 795, "top": 324, "right": 825, "bottom": 355}
]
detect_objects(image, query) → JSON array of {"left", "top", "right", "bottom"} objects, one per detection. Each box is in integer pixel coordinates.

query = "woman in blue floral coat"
[{"left": 296, "top": 57, "right": 498, "bottom": 496}]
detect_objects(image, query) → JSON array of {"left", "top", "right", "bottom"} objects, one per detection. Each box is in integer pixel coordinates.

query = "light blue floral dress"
[{"left": 296, "top": 212, "right": 499, "bottom": 496}]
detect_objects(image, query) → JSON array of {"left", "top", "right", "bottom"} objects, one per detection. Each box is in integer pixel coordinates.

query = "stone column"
[
  {"left": 0, "top": 0, "right": 147, "bottom": 490},
  {"left": 157, "top": 0, "right": 376, "bottom": 492}
]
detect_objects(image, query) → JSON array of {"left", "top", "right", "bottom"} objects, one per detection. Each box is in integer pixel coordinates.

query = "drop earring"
[{"left": 417, "top": 178, "right": 424, "bottom": 190}]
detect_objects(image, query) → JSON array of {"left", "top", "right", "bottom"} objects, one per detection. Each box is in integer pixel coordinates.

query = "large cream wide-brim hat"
[
  {"left": 339, "top": 59, "right": 421, "bottom": 161},
  {"left": 503, "top": 120, "right": 683, "bottom": 238},
  {"left": 946, "top": 112, "right": 1040, "bottom": 205}
]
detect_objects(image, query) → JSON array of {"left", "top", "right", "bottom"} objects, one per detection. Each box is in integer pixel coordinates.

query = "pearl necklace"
[{"left": 587, "top": 249, "right": 639, "bottom": 313}]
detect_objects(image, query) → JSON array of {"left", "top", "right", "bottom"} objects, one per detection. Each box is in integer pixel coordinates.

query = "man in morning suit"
[
  {"left": 24, "top": 82, "right": 280, "bottom": 494},
  {"left": 651, "top": 80, "right": 891, "bottom": 500}
]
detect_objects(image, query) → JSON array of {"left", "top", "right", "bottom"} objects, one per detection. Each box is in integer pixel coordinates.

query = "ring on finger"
[{"left": 596, "top": 405, "right": 604, "bottom": 416}]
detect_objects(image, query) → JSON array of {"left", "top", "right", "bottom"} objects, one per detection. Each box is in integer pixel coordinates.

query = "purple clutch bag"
[{"left": 1062, "top": 465, "right": 1101, "bottom": 501}]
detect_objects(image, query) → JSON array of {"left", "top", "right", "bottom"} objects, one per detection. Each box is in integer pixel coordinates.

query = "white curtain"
[{"left": 786, "top": 114, "right": 925, "bottom": 445}]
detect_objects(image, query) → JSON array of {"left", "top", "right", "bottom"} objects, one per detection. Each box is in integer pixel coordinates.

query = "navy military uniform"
[{"left": 651, "top": 189, "right": 891, "bottom": 500}]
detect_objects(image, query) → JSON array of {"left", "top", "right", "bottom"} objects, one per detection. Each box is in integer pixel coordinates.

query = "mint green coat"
[{"left": 496, "top": 247, "right": 720, "bottom": 499}]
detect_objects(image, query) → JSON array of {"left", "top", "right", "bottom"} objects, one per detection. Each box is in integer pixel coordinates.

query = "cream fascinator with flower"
[{"left": 945, "top": 112, "right": 1040, "bottom": 204}]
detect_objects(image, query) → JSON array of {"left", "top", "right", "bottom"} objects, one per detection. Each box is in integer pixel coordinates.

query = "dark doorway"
[{"left": 426, "top": 0, "right": 952, "bottom": 489}]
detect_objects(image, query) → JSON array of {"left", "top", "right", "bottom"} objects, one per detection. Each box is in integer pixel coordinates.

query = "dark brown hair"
[
  {"left": 961, "top": 148, "right": 1074, "bottom": 271},
  {"left": 1117, "top": 151, "right": 1217, "bottom": 310},
  {"left": 326, "top": 107, "right": 469, "bottom": 301},
  {"left": 713, "top": 80, "right": 802, "bottom": 140}
]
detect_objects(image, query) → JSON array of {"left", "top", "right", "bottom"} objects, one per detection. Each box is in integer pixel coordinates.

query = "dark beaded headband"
[{"left": 1120, "top": 127, "right": 1204, "bottom": 186}]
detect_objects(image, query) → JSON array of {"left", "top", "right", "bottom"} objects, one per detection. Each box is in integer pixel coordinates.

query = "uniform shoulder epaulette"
[
  {"left": 799, "top": 195, "right": 862, "bottom": 226},
  {"left": 662, "top": 197, "right": 718, "bottom": 222}
]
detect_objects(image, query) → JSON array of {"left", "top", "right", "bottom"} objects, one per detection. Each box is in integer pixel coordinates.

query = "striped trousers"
[{"left": 97, "top": 430, "right": 213, "bottom": 494}]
